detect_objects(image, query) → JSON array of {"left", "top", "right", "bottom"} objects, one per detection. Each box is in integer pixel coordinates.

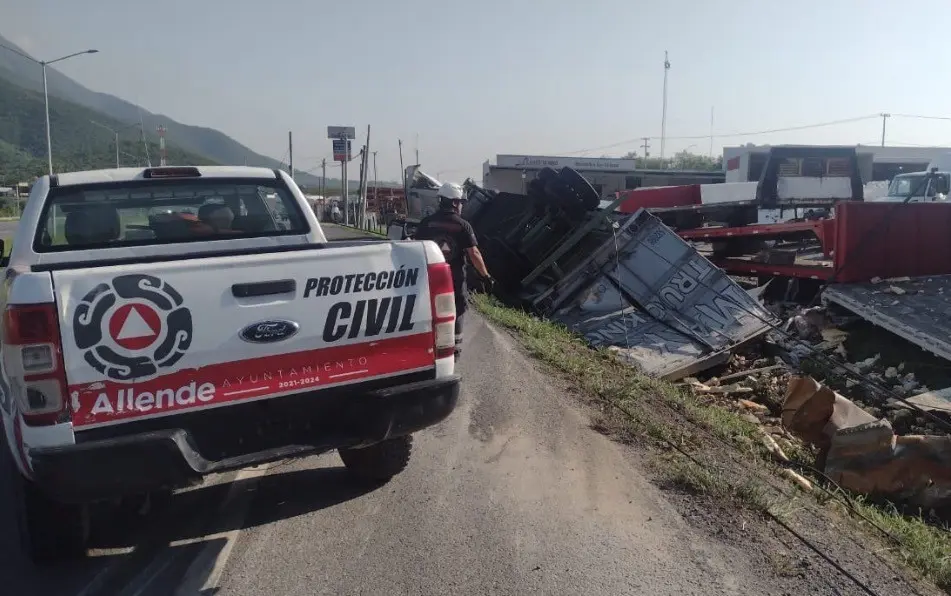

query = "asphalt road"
[
  {"left": 0, "top": 225, "right": 780, "bottom": 595},
  {"left": 0, "top": 219, "right": 19, "bottom": 238}
]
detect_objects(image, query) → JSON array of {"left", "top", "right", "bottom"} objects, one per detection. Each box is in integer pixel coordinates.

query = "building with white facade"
[
  {"left": 482, "top": 154, "right": 723, "bottom": 197},
  {"left": 723, "top": 144, "right": 951, "bottom": 184}
]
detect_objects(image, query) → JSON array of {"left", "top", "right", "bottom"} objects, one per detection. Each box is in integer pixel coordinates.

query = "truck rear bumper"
[{"left": 28, "top": 374, "right": 460, "bottom": 503}]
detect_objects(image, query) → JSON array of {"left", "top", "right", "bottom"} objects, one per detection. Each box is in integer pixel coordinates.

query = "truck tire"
[
  {"left": 558, "top": 167, "right": 601, "bottom": 211},
  {"left": 9, "top": 466, "right": 89, "bottom": 563},
  {"left": 338, "top": 435, "right": 413, "bottom": 484}
]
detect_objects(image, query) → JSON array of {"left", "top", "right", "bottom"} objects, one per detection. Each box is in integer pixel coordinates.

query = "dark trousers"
[{"left": 454, "top": 291, "right": 466, "bottom": 361}]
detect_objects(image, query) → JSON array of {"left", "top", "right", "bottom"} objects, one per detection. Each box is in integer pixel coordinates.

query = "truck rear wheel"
[
  {"left": 338, "top": 435, "right": 413, "bottom": 484},
  {"left": 10, "top": 467, "right": 90, "bottom": 563}
]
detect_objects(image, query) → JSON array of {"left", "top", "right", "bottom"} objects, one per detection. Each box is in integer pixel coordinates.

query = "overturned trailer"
[{"left": 464, "top": 167, "right": 777, "bottom": 380}]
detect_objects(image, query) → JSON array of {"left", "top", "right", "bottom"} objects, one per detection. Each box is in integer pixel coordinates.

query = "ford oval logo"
[{"left": 240, "top": 320, "right": 299, "bottom": 344}]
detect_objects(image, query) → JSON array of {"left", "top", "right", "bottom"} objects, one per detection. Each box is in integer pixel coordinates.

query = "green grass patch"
[{"left": 472, "top": 293, "right": 951, "bottom": 590}]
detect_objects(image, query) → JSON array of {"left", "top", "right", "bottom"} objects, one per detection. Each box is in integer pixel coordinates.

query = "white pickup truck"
[{"left": 0, "top": 165, "right": 460, "bottom": 562}]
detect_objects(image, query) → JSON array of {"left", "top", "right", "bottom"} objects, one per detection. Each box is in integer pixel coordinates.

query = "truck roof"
[{"left": 53, "top": 166, "right": 279, "bottom": 187}]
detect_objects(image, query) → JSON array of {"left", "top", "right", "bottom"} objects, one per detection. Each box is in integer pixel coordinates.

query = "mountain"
[
  {"left": 0, "top": 33, "right": 345, "bottom": 187},
  {"left": 0, "top": 75, "right": 216, "bottom": 185}
]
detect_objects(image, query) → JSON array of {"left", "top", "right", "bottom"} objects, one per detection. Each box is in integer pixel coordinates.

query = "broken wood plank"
[{"left": 718, "top": 364, "right": 784, "bottom": 383}]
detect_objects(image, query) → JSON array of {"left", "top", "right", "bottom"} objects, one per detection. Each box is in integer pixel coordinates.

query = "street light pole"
[
  {"left": 0, "top": 42, "right": 99, "bottom": 176},
  {"left": 42, "top": 63, "right": 53, "bottom": 175}
]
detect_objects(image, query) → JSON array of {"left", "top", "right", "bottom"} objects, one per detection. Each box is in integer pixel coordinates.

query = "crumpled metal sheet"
[
  {"left": 543, "top": 209, "right": 777, "bottom": 380},
  {"left": 823, "top": 275, "right": 951, "bottom": 362},
  {"left": 783, "top": 375, "right": 951, "bottom": 510}
]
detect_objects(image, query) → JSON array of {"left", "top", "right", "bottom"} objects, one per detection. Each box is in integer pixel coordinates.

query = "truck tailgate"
[{"left": 53, "top": 242, "right": 434, "bottom": 429}]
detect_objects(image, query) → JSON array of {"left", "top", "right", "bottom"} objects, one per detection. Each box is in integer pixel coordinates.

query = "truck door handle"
[{"left": 232, "top": 279, "right": 296, "bottom": 298}]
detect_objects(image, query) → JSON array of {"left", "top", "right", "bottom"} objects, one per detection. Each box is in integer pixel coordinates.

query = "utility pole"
[
  {"left": 288, "top": 131, "right": 294, "bottom": 179},
  {"left": 357, "top": 148, "right": 366, "bottom": 227},
  {"left": 342, "top": 149, "right": 349, "bottom": 226},
  {"left": 138, "top": 111, "right": 151, "bottom": 167},
  {"left": 709, "top": 106, "right": 715, "bottom": 159},
  {"left": 415, "top": 133, "right": 419, "bottom": 164},
  {"left": 359, "top": 125, "right": 371, "bottom": 227},
  {"left": 398, "top": 139, "right": 404, "bottom": 177},
  {"left": 372, "top": 150, "right": 378, "bottom": 215},
  {"left": 321, "top": 158, "right": 326, "bottom": 197},
  {"left": 157, "top": 125, "right": 167, "bottom": 166},
  {"left": 661, "top": 51, "right": 670, "bottom": 160},
  {"left": 640, "top": 137, "right": 651, "bottom": 159},
  {"left": 880, "top": 113, "right": 891, "bottom": 147}
]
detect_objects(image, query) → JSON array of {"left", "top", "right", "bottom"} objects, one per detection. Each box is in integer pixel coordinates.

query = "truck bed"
[{"left": 823, "top": 275, "right": 951, "bottom": 362}]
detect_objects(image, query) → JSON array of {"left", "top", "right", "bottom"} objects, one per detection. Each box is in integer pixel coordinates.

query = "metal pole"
[
  {"left": 372, "top": 150, "right": 378, "bottom": 209},
  {"left": 660, "top": 51, "right": 670, "bottom": 161},
  {"left": 342, "top": 142, "right": 349, "bottom": 226},
  {"left": 357, "top": 148, "right": 365, "bottom": 227},
  {"left": 361, "top": 125, "right": 371, "bottom": 227},
  {"left": 115, "top": 131, "right": 120, "bottom": 168},
  {"left": 288, "top": 131, "right": 294, "bottom": 179},
  {"left": 321, "top": 158, "right": 326, "bottom": 198},
  {"left": 43, "top": 63, "right": 53, "bottom": 176},
  {"left": 880, "top": 113, "right": 890, "bottom": 147}
]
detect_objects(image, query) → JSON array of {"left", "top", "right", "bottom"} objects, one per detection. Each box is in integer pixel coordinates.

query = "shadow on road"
[{"left": 5, "top": 462, "right": 379, "bottom": 595}]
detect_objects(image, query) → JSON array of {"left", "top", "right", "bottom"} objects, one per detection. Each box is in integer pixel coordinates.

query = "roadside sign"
[
  {"left": 327, "top": 126, "right": 356, "bottom": 140},
  {"left": 333, "top": 139, "right": 351, "bottom": 162}
]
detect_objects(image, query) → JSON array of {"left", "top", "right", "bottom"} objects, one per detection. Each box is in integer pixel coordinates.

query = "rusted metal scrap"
[{"left": 782, "top": 375, "right": 951, "bottom": 509}]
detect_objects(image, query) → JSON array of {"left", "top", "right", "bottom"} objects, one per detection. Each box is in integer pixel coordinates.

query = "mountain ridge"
[{"left": 0, "top": 33, "right": 361, "bottom": 188}]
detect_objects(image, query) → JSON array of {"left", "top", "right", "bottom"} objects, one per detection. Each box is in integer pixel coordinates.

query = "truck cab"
[{"left": 879, "top": 170, "right": 951, "bottom": 203}]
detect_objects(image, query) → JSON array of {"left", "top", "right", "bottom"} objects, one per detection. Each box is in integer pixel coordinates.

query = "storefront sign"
[{"left": 496, "top": 154, "right": 637, "bottom": 171}]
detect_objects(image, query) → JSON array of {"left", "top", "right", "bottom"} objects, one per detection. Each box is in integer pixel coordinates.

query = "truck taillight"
[
  {"left": 427, "top": 262, "right": 456, "bottom": 359},
  {"left": 3, "top": 303, "right": 69, "bottom": 426}
]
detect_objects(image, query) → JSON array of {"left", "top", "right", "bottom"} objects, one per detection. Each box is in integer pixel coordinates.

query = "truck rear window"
[{"left": 33, "top": 178, "right": 309, "bottom": 252}]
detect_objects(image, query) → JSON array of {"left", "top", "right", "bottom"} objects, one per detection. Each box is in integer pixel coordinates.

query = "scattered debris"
[{"left": 782, "top": 376, "right": 951, "bottom": 510}]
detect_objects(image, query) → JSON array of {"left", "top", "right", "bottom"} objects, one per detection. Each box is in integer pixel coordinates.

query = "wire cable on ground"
[{"left": 584, "top": 377, "right": 887, "bottom": 596}]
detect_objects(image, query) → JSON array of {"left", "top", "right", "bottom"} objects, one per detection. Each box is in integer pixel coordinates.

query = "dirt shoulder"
[{"left": 473, "top": 294, "right": 950, "bottom": 596}]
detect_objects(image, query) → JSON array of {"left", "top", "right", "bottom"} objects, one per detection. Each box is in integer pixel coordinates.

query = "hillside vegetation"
[
  {"left": 0, "top": 33, "right": 326, "bottom": 186},
  {"left": 0, "top": 75, "right": 216, "bottom": 185}
]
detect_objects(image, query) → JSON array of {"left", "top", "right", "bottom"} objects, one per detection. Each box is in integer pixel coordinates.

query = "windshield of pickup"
[
  {"left": 33, "top": 178, "right": 309, "bottom": 252},
  {"left": 887, "top": 173, "right": 931, "bottom": 198}
]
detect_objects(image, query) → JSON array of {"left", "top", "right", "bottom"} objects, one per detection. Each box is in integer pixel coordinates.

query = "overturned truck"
[{"left": 464, "top": 167, "right": 777, "bottom": 380}]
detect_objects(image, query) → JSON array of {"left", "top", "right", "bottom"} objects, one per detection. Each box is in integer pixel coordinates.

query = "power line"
[
  {"left": 559, "top": 114, "right": 882, "bottom": 156},
  {"left": 892, "top": 113, "right": 951, "bottom": 122}
]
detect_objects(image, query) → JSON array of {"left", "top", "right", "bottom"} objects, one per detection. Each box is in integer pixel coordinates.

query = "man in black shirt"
[{"left": 413, "top": 182, "right": 491, "bottom": 361}]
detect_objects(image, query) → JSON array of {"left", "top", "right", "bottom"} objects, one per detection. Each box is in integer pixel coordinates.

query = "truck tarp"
[{"left": 538, "top": 209, "right": 778, "bottom": 379}]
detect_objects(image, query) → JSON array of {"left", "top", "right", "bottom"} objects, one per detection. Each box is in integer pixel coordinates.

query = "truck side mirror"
[{"left": 937, "top": 176, "right": 950, "bottom": 195}]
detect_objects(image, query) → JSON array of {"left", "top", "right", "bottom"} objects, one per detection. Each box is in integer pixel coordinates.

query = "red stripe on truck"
[{"left": 68, "top": 332, "right": 434, "bottom": 429}]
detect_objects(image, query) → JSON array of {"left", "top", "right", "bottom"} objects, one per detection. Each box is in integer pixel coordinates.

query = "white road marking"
[{"left": 174, "top": 463, "right": 273, "bottom": 595}]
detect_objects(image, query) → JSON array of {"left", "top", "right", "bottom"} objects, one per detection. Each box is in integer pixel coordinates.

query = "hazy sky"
[{"left": 4, "top": 0, "right": 951, "bottom": 182}]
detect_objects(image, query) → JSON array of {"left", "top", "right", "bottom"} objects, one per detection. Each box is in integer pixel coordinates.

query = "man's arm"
[
  {"left": 466, "top": 246, "right": 490, "bottom": 278},
  {"left": 460, "top": 220, "right": 491, "bottom": 279}
]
